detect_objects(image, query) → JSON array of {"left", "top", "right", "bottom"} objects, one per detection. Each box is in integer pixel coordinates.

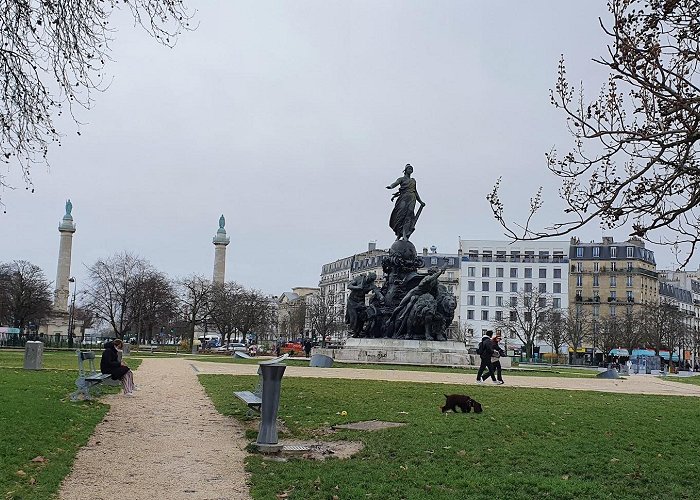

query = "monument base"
[{"left": 316, "top": 338, "right": 477, "bottom": 367}]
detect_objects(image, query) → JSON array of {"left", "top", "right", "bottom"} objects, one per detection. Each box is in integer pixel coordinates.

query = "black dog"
[{"left": 441, "top": 394, "right": 483, "bottom": 414}]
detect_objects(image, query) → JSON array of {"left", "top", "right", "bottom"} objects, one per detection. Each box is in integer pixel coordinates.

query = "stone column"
[
  {"left": 54, "top": 200, "right": 76, "bottom": 313},
  {"left": 212, "top": 214, "right": 230, "bottom": 284}
]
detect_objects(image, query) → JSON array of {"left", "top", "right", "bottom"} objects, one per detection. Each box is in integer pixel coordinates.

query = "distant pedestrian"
[
  {"left": 476, "top": 333, "right": 494, "bottom": 384},
  {"left": 482, "top": 334, "right": 505, "bottom": 384},
  {"left": 304, "top": 339, "right": 313, "bottom": 357}
]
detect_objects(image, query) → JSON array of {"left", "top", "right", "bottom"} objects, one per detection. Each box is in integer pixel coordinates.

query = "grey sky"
[{"left": 3, "top": 1, "right": 683, "bottom": 294}]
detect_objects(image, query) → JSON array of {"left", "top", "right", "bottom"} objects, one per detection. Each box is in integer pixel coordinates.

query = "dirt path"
[
  {"left": 59, "top": 358, "right": 250, "bottom": 500},
  {"left": 190, "top": 360, "right": 700, "bottom": 397}
]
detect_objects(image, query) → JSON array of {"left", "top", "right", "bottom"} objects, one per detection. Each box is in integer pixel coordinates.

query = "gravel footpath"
[
  {"left": 59, "top": 358, "right": 250, "bottom": 500},
  {"left": 190, "top": 359, "right": 700, "bottom": 397}
]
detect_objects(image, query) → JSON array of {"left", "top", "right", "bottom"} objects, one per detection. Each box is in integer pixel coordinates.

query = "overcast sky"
[{"left": 2, "top": 1, "right": 689, "bottom": 295}]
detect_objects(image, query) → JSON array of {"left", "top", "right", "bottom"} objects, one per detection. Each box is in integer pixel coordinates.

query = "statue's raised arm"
[{"left": 387, "top": 164, "right": 424, "bottom": 241}]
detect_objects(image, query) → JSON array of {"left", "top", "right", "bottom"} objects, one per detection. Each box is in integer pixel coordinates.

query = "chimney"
[
  {"left": 368, "top": 241, "right": 376, "bottom": 252},
  {"left": 423, "top": 247, "right": 428, "bottom": 256}
]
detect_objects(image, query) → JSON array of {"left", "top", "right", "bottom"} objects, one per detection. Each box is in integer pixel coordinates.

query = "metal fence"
[{"left": 0, "top": 334, "right": 106, "bottom": 350}]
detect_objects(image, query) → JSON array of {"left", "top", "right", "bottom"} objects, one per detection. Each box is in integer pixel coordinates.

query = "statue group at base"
[{"left": 346, "top": 165, "right": 457, "bottom": 341}]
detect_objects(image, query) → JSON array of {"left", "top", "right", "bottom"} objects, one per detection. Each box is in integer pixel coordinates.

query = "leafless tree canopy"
[
  {"left": 0, "top": 259, "right": 52, "bottom": 328},
  {"left": 306, "top": 290, "right": 343, "bottom": 343},
  {"left": 0, "top": 0, "right": 192, "bottom": 202},
  {"left": 493, "top": 288, "right": 551, "bottom": 359},
  {"left": 489, "top": 0, "right": 700, "bottom": 266}
]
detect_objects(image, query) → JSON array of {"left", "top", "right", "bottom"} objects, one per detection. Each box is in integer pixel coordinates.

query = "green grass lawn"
[
  {"left": 201, "top": 375, "right": 700, "bottom": 500},
  {"left": 0, "top": 350, "right": 141, "bottom": 499},
  {"left": 662, "top": 374, "right": 700, "bottom": 386}
]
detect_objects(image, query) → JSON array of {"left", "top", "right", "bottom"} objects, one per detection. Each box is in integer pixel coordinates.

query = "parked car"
[{"left": 215, "top": 342, "right": 246, "bottom": 353}]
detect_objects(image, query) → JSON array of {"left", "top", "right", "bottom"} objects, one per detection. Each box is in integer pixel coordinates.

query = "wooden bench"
[
  {"left": 70, "top": 350, "right": 113, "bottom": 401},
  {"left": 233, "top": 354, "right": 290, "bottom": 414}
]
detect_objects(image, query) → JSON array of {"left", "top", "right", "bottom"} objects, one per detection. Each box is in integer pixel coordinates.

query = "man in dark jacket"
[
  {"left": 101, "top": 339, "right": 135, "bottom": 395},
  {"left": 476, "top": 333, "right": 494, "bottom": 383},
  {"left": 481, "top": 334, "right": 506, "bottom": 384}
]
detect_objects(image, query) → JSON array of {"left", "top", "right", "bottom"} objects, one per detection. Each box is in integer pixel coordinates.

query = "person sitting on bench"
[{"left": 101, "top": 339, "right": 135, "bottom": 396}]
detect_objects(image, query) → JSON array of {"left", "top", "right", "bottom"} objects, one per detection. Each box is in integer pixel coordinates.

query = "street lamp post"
[{"left": 68, "top": 277, "right": 76, "bottom": 348}]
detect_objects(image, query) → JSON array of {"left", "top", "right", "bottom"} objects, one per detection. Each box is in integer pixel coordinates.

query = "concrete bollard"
[
  {"left": 122, "top": 344, "right": 131, "bottom": 357},
  {"left": 23, "top": 341, "right": 44, "bottom": 370},
  {"left": 256, "top": 363, "right": 286, "bottom": 452}
]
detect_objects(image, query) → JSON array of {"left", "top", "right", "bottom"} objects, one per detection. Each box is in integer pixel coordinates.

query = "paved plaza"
[{"left": 58, "top": 357, "right": 700, "bottom": 499}]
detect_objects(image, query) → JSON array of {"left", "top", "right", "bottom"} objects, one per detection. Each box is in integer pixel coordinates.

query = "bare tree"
[
  {"left": 0, "top": 260, "right": 52, "bottom": 330},
  {"left": 208, "top": 281, "right": 245, "bottom": 344},
  {"left": 493, "top": 289, "right": 550, "bottom": 359},
  {"left": 131, "top": 270, "right": 177, "bottom": 343},
  {"left": 451, "top": 320, "right": 475, "bottom": 348},
  {"left": 488, "top": 1, "right": 700, "bottom": 266},
  {"left": 597, "top": 315, "right": 623, "bottom": 360},
  {"left": 0, "top": 1, "right": 193, "bottom": 204},
  {"left": 539, "top": 309, "right": 566, "bottom": 362},
  {"left": 563, "top": 306, "right": 592, "bottom": 364},
  {"left": 177, "top": 275, "right": 210, "bottom": 350},
  {"left": 83, "top": 252, "right": 151, "bottom": 338},
  {"left": 306, "top": 290, "right": 342, "bottom": 345},
  {"left": 233, "top": 289, "right": 274, "bottom": 343}
]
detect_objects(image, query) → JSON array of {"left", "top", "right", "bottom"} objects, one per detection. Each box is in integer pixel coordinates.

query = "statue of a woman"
[
  {"left": 386, "top": 164, "right": 425, "bottom": 240},
  {"left": 65, "top": 199, "right": 73, "bottom": 217}
]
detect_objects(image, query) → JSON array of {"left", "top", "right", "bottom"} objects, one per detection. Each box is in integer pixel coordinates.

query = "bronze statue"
[
  {"left": 386, "top": 164, "right": 425, "bottom": 241},
  {"left": 345, "top": 272, "right": 384, "bottom": 336},
  {"left": 390, "top": 266, "right": 446, "bottom": 338}
]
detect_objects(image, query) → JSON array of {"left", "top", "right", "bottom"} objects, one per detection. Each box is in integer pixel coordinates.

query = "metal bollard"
[{"left": 256, "top": 363, "right": 286, "bottom": 452}]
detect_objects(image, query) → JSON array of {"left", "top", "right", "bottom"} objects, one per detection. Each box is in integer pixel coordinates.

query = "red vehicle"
[{"left": 280, "top": 342, "right": 303, "bottom": 355}]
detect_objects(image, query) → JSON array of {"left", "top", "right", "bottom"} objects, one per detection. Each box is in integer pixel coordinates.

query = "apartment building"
[
  {"left": 568, "top": 236, "right": 658, "bottom": 321},
  {"left": 458, "top": 239, "right": 570, "bottom": 347}
]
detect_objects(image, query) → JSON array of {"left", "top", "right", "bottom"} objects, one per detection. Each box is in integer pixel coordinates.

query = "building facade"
[
  {"left": 458, "top": 239, "right": 570, "bottom": 349},
  {"left": 568, "top": 236, "right": 658, "bottom": 320}
]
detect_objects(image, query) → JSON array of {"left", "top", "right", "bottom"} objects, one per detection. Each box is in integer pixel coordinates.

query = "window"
[
  {"left": 593, "top": 290, "right": 599, "bottom": 300},
  {"left": 482, "top": 267, "right": 490, "bottom": 277},
  {"left": 524, "top": 251, "right": 535, "bottom": 262},
  {"left": 627, "top": 276, "right": 633, "bottom": 287},
  {"left": 496, "top": 281, "right": 503, "bottom": 292},
  {"left": 524, "top": 312, "right": 532, "bottom": 322},
  {"left": 627, "top": 246, "right": 634, "bottom": 258},
  {"left": 539, "top": 283, "right": 547, "bottom": 293},
  {"left": 495, "top": 310, "right": 503, "bottom": 321},
  {"left": 483, "top": 251, "right": 492, "bottom": 262},
  {"left": 627, "top": 291, "right": 634, "bottom": 302},
  {"left": 430, "top": 257, "right": 438, "bottom": 266},
  {"left": 610, "top": 261, "right": 617, "bottom": 272},
  {"left": 610, "top": 291, "right": 617, "bottom": 300},
  {"left": 467, "top": 310, "right": 474, "bottom": 320},
  {"left": 576, "top": 247, "right": 584, "bottom": 257},
  {"left": 510, "top": 282, "right": 518, "bottom": 292},
  {"left": 593, "top": 275, "right": 599, "bottom": 287},
  {"left": 610, "top": 305, "right": 617, "bottom": 316},
  {"left": 553, "top": 283, "right": 562, "bottom": 293},
  {"left": 538, "top": 297, "right": 547, "bottom": 308},
  {"left": 610, "top": 247, "right": 617, "bottom": 258},
  {"left": 509, "top": 311, "right": 517, "bottom": 321},
  {"left": 553, "top": 268, "right": 562, "bottom": 279},
  {"left": 496, "top": 251, "right": 506, "bottom": 262},
  {"left": 448, "top": 258, "right": 454, "bottom": 265},
  {"left": 481, "top": 310, "right": 489, "bottom": 321},
  {"left": 510, "top": 268, "right": 518, "bottom": 278},
  {"left": 468, "top": 267, "right": 475, "bottom": 277},
  {"left": 539, "top": 268, "right": 547, "bottom": 278},
  {"left": 576, "top": 275, "right": 583, "bottom": 286},
  {"left": 524, "top": 282, "right": 533, "bottom": 292},
  {"left": 576, "top": 262, "right": 583, "bottom": 273},
  {"left": 510, "top": 296, "right": 518, "bottom": 307},
  {"left": 593, "top": 305, "right": 600, "bottom": 317},
  {"left": 553, "top": 251, "right": 564, "bottom": 262},
  {"left": 525, "top": 268, "right": 533, "bottom": 278},
  {"left": 447, "top": 272, "right": 454, "bottom": 279},
  {"left": 481, "top": 296, "right": 489, "bottom": 306},
  {"left": 496, "top": 267, "right": 504, "bottom": 277},
  {"left": 627, "top": 262, "right": 633, "bottom": 271},
  {"left": 610, "top": 276, "right": 617, "bottom": 287},
  {"left": 467, "top": 295, "right": 475, "bottom": 306},
  {"left": 467, "top": 281, "right": 475, "bottom": 291},
  {"left": 510, "top": 251, "right": 520, "bottom": 262},
  {"left": 539, "top": 251, "right": 550, "bottom": 262},
  {"left": 553, "top": 298, "right": 561, "bottom": 309},
  {"left": 593, "top": 262, "right": 599, "bottom": 272},
  {"left": 593, "top": 246, "right": 600, "bottom": 258},
  {"left": 482, "top": 281, "right": 490, "bottom": 292},
  {"left": 496, "top": 296, "right": 504, "bottom": 306},
  {"left": 469, "top": 251, "right": 478, "bottom": 261}
]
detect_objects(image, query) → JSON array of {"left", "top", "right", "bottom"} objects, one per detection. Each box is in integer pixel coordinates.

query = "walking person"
[
  {"left": 476, "top": 334, "right": 494, "bottom": 384},
  {"left": 101, "top": 339, "right": 135, "bottom": 396},
  {"left": 482, "top": 334, "right": 506, "bottom": 384},
  {"left": 303, "top": 338, "right": 313, "bottom": 357}
]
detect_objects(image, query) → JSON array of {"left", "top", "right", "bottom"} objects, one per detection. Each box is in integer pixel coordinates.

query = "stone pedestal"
[
  {"left": 122, "top": 344, "right": 131, "bottom": 356},
  {"left": 23, "top": 341, "right": 44, "bottom": 370},
  {"left": 317, "top": 338, "right": 473, "bottom": 366}
]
